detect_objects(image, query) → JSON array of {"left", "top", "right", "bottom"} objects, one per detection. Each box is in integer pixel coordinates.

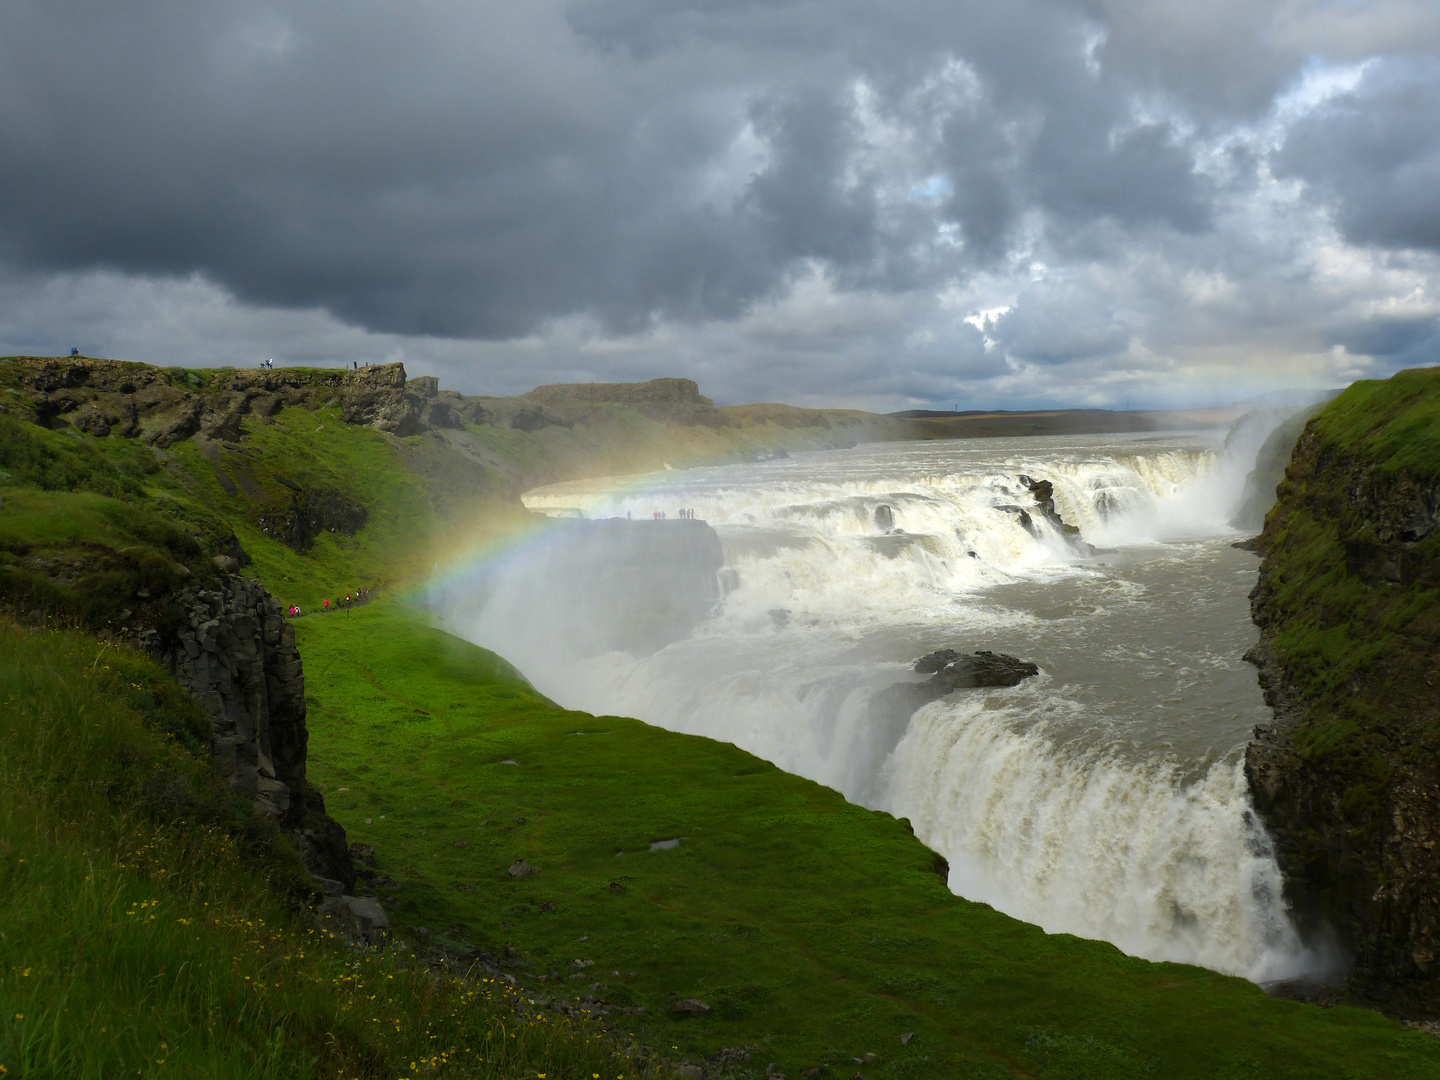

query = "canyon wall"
[{"left": 1245, "top": 367, "right": 1440, "bottom": 1008}]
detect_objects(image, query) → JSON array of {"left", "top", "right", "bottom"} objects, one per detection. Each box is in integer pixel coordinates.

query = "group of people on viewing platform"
[{"left": 633, "top": 508, "right": 699, "bottom": 520}]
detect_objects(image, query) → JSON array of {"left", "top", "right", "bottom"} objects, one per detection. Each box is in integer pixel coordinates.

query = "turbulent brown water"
[{"left": 438, "top": 428, "right": 1330, "bottom": 983}]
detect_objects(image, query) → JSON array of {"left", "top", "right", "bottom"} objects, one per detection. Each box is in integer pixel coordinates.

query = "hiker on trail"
[
  {"left": 353, "top": 361, "right": 358, "bottom": 370},
  {"left": 322, "top": 598, "right": 329, "bottom": 612},
  {"left": 70, "top": 347, "right": 79, "bottom": 356}
]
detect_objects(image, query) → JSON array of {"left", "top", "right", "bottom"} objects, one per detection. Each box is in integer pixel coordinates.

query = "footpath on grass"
[{"left": 295, "top": 597, "right": 1440, "bottom": 1080}]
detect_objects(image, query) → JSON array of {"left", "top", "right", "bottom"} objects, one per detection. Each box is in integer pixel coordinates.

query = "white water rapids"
[{"left": 433, "top": 427, "right": 1328, "bottom": 983}]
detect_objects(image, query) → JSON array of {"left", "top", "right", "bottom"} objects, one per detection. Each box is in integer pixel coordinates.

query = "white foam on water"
[
  {"left": 439, "top": 422, "right": 1327, "bottom": 983},
  {"left": 878, "top": 695, "right": 1316, "bottom": 981}
]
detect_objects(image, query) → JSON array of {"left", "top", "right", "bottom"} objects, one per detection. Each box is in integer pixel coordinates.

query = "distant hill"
[{"left": 890, "top": 405, "right": 1248, "bottom": 438}]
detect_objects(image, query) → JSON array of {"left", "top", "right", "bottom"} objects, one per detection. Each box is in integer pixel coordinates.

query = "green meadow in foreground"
[
  {"left": 0, "top": 619, "right": 656, "bottom": 1080},
  {"left": 295, "top": 599, "right": 1440, "bottom": 1079}
]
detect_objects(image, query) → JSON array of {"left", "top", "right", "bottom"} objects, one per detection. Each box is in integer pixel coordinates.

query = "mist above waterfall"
[{"left": 431, "top": 417, "right": 1333, "bottom": 983}]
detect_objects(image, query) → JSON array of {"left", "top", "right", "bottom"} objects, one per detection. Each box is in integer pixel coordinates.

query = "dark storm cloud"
[
  {"left": 989, "top": 279, "right": 1133, "bottom": 366},
  {"left": 0, "top": 0, "right": 1224, "bottom": 342},
  {"left": 1277, "top": 59, "right": 1440, "bottom": 253},
  {"left": 0, "top": 1, "right": 1436, "bottom": 407},
  {"left": 1329, "top": 315, "right": 1440, "bottom": 370}
]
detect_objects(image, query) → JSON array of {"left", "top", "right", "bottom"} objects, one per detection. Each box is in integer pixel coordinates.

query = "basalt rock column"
[{"left": 160, "top": 575, "right": 308, "bottom": 820}]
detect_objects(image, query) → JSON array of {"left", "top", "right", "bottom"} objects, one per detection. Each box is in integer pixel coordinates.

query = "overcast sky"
[{"left": 1, "top": 1, "right": 1438, "bottom": 410}]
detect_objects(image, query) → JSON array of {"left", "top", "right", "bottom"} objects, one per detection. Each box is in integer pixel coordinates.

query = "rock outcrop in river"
[
  {"left": 861, "top": 649, "right": 1040, "bottom": 794},
  {"left": 1244, "top": 367, "right": 1440, "bottom": 1010}
]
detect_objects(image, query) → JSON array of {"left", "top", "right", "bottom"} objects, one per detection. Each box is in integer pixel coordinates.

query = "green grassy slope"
[
  {"left": 0, "top": 619, "right": 645, "bottom": 1080},
  {"left": 293, "top": 599, "right": 1440, "bottom": 1079}
]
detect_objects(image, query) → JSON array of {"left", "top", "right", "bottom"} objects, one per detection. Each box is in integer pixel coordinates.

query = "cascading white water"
[
  {"left": 885, "top": 701, "right": 1306, "bottom": 980},
  {"left": 433, "top": 427, "right": 1328, "bottom": 984}
]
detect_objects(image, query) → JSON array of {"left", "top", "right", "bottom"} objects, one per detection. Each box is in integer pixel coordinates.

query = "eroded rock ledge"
[
  {"left": 158, "top": 574, "right": 356, "bottom": 893},
  {"left": 1243, "top": 400, "right": 1440, "bottom": 1011}
]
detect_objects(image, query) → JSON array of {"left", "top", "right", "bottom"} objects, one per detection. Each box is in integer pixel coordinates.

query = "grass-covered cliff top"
[
  {"left": 5, "top": 354, "right": 1440, "bottom": 1075},
  {"left": 1253, "top": 365, "right": 1440, "bottom": 741},
  {"left": 1300, "top": 366, "right": 1440, "bottom": 477}
]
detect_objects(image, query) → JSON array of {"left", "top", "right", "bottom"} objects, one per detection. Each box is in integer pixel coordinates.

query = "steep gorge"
[{"left": 1244, "top": 367, "right": 1440, "bottom": 1009}]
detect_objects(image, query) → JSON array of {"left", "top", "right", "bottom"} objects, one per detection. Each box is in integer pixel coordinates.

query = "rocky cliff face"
[
  {"left": 1231, "top": 405, "right": 1325, "bottom": 533},
  {"left": 1244, "top": 371, "right": 1440, "bottom": 1008},
  {"left": 1, "top": 355, "right": 500, "bottom": 444},
  {"left": 158, "top": 574, "right": 355, "bottom": 890},
  {"left": 161, "top": 576, "right": 308, "bottom": 819}
]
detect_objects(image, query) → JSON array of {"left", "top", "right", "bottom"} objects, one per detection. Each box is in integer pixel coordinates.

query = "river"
[{"left": 435, "top": 426, "right": 1327, "bottom": 984}]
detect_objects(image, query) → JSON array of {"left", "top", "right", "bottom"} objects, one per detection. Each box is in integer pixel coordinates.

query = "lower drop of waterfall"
[
  {"left": 442, "top": 428, "right": 1328, "bottom": 985},
  {"left": 879, "top": 697, "right": 1315, "bottom": 982}
]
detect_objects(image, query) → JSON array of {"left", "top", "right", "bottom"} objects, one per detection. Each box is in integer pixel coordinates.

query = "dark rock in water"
[
  {"left": 921, "top": 649, "right": 1040, "bottom": 690},
  {"left": 913, "top": 648, "right": 960, "bottom": 673},
  {"left": 857, "top": 650, "right": 1041, "bottom": 800},
  {"left": 874, "top": 503, "right": 895, "bottom": 532},
  {"left": 1018, "top": 474, "right": 1086, "bottom": 544}
]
